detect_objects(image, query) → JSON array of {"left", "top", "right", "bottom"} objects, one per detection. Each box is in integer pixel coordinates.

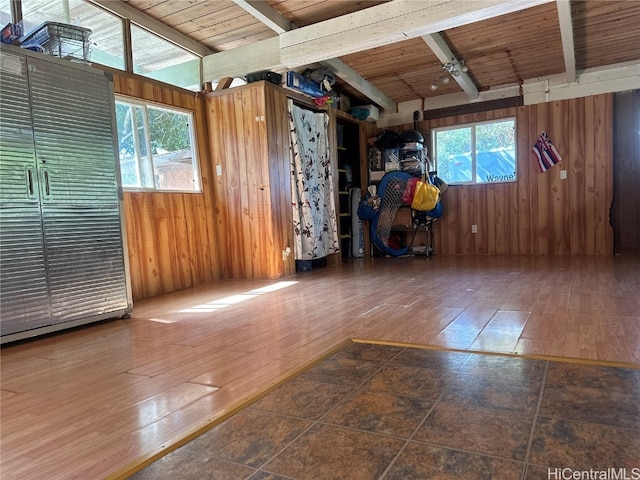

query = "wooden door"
[
  {"left": 612, "top": 90, "right": 640, "bottom": 254},
  {"left": 207, "top": 82, "right": 294, "bottom": 279}
]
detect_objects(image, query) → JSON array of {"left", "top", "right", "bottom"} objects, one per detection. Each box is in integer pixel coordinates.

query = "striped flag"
[{"left": 532, "top": 131, "right": 562, "bottom": 172}]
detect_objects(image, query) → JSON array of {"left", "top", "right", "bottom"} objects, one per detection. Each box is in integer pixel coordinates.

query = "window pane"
[
  {"left": 115, "top": 102, "right": 140, "bottom": 187},
  {"left": 115, "top": 102, "right": 153, "bottom": 189},
  {"left": 131, "top": 24, "right": 200, "bottom": 91},
  {"left": 20, "top": 0, "right": 125, "bottom": 68},
  {"left": 435, "top": 127, "right": 472, "bottom": 184},
  {"left": 476, "top": 120, "right": 516, "bottom": 183},
  {"left": 0, "top": 0, "right": 11, "bottom": 26},
  {"left": 147, "top": 106, "right": 199, "bottom": 191}
]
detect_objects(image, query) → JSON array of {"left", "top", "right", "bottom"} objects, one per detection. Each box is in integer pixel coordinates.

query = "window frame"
[
  {"left": 115, "top": 95, "right": 202, "bottom": 194},
  {"left": 432, "top": 117, "right": 517, "bottom": 186}
]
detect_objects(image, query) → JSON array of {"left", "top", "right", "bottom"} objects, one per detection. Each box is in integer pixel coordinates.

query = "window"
[
  {"left": 10, "top": 1, "right": 202, "bottom": 90},
  {"left": 115, "top": 97, "right": 200, "bottom": 192},
  {"left": 131, "top": 24, "right": 200, "bottom": 91},
  {"left": 432, "top": 118, "right": 517, "bottom": 185}
]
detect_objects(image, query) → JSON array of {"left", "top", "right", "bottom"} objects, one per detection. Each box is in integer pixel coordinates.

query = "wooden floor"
[{"left": 1, "top": 255, "right": 639, "bottom": 480}]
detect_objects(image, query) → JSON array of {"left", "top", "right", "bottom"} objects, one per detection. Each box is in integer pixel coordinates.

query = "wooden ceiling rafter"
[
  {"left": 556, "top": 0, "right": 577, "bottom": 83},
  {"left": 231, "top": 0, "right": 397, "bottom": 111},
  {"left": 421, "top": 33, "right": 480, "bottom": 100}
]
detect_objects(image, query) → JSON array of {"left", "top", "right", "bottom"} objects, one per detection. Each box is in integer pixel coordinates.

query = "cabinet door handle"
[
  {"left": 26, "top": 167, "right": 36, "bottom": 199},
  {"left": 42, "top": 169, "right": 51, "bottom": 199}
]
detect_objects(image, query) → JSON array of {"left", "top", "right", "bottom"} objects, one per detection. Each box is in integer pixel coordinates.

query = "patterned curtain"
[{"left": 288, "top": 100, "right": 339, "bottom": 260}]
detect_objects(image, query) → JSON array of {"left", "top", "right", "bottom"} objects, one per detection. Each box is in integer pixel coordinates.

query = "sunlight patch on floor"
[{"left": 177, "top": 281, "right": 298, "bottom": 314}]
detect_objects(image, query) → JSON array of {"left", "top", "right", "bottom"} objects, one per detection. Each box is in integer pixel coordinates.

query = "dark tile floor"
[{"left": 129, "top": 343, "right": 640, "bottom": 480}]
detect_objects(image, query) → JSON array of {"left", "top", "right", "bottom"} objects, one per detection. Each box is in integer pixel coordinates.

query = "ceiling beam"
[
  {"left": 279, "top": 0, "right": 555, "bottom": 66},
  {"left": 230, "top": 0, "right": 396, "bottom": 111},
  {"left": 422, "top": 33, "right": 479, "bottom": 100},
  {"left": 87, "top": 0, "right": 213, "bottom": 57},
  {"left": 204, "top": 36, "right": 285, "bottom": 79},
  {"left": 232, "top": 0, "right": 291, "bottom": 34},
  {"left": 321, "top": 58, "right": 396, "bottom": 111},
  {"left": 556, "top": 0, "right": 576, "bottom": 83}
]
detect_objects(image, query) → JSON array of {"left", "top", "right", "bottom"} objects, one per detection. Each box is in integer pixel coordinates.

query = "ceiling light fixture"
[{"left": 430, "top": 59, "right": 469, "bottom": 91}]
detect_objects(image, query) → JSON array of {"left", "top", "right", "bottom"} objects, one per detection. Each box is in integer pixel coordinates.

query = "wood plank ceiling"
[{"left": 120, "top": 0, "right": 640, "bottom": 109}]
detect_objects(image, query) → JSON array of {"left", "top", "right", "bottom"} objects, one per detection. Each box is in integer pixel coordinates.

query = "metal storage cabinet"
[{"left": 0, "top": 46, "right": 131, "bottom": 343}]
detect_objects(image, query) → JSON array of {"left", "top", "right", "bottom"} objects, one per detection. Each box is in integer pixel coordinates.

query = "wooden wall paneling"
[
  {"left": 150, "top": 194, "right": 174, "bottom": 293},
  {"left": 112, "top": 74, "right": 141, "bottom": 98},
  {"left": 594, "top": 94, "right": 614, "bottom": 255},
  {"left": 583, "top": 96, "right": 597, "bottom": 255},
  {"left": 141, "top": 194, "right": 161, "bottom": 299},
  {"left": 267, "top": 86, "right": 295, "bottom": 278},
  {"left": 248, "top": 86, "right": 273, "bottom": 278},
  {"left": 192, "top": 95, "right": 220, "bottom": 285},
  {"left": 550, "top": 100, "right": 570, "bottom": 255},
  {"left": 228, "top": 90, "right": 252, "bottom": 278},
  {"left": 475, "top": 183, "right": 488, "bottom": 255},
  {"left": 516, "top": 106, "right": 532, "bottom": 255},
  {"left": 526, "top": 105, "right": 540, "bottom": 255},
  {"left": 493, "top": 183, "right": 508, "bottom": 255},
  {"left": 125, "top": 192, "right": 162, "bottom": 299},
  {"left": 186, "top": 192, "right": 211, "bottom": 285},
  {"left": 122, "top": 193, "right": 142, "bottom": 300},
  {"left": 568, "top": 97, "right": 587, "bottom": 255},
  {"left": 458, "top": 185, "right": 473, "bottom": 255},
  {"left": 508, "top": 179, "right": 519, "bottom": 254},
  {"left": 207, "top": 94, "right": 227, "bottom": 277},
  {"left": 262, "top": 86, "right": 279, "bottom": 274},
  {"left": 140, "top": 81, "right": 156, "bottom": 102},
  {"left": 171, "top": 194, "right": 193, "bottom": 290},
  {"left": 228, "top": 89, "right": 252, "bottom": 279},
  {"left": 534, "top": 101, "right": 552, "bottom": 255},
  {"left": 240, "top": 87, "right": 262, "bottom": 279}
]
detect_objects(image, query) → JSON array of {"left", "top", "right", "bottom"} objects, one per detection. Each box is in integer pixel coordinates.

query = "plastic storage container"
[{"left": 21, "top": 22, "right": 92, "bottom": 62}]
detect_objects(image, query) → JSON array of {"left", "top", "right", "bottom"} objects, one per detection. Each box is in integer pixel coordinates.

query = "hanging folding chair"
[
  {"left": 369, "top": 170, "right": 442, "bottom": 257},
  {"left": 370, "top": 171, "right": 414, "bottom": 256}
]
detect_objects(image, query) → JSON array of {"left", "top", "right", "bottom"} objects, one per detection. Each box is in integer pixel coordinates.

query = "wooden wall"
[
  {"left": 113, "top": 73, "right": 221, "bottom": 300},
  {"left": 386, "top": 94, "right": 614, "bottom": 255},
  {"left": 206, "top": 81, "right": 295, "bottom": 279},
  {"left": 612, "top": 90, "right": 640, "bottom": 254}
]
